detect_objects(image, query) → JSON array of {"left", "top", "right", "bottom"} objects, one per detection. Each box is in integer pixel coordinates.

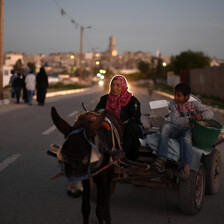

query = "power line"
[
  {"left": 52, "top": 0, "right": 80, "bottom": 30},
  {"left": 52, "top": 0, "right": 94, "bottom": 80},
  {"left": 51, "top": 0, "right": 93, "bottom": 49}
]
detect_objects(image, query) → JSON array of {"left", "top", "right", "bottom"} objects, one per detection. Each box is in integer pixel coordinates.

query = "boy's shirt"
[{"left": 167, "top": 95, "right": 214, "bottom": 128}]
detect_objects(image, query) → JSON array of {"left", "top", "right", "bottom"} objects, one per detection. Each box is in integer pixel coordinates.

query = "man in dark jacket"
[{"left": 12, "top": 73, "right": 24, "bottom": 104}]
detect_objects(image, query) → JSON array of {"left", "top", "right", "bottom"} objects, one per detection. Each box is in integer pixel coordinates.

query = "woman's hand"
[{"left": 192, "top": 113, "right": 202, "bottom": 121}]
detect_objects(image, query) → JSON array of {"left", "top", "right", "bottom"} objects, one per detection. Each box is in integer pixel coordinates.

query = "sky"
[{"left": 3, "top": 0, "right": 224, "bottom": 59}]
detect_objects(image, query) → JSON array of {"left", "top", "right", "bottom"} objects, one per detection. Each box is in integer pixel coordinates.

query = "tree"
[
  {"left": 27, "top": 62, "right": 36, "bottom": 73},
  {"left": 172, "top": 50, "right": 210, "bottom": 74},
  {"left": 13, "top": 59, "right": 24, "bottom": 74},
  {"left": 137, "top": 61, "right": 150, "bottom": 78}
]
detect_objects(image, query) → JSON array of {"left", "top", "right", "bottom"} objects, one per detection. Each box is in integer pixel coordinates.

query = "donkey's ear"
[
  {"left": 89, "top": 111, "right": 107, "bottom": 136},
  {"left": 51, "top": 106, "right": 72, "bottom": 136}
]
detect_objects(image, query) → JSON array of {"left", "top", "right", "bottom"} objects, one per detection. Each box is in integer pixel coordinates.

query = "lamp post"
[{"left": 79, "top": 25, "right": 91, "bottom": 81}]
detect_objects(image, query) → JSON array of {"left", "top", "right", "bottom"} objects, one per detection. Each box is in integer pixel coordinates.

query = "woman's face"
[{"left": 110, "top": 79, "right": 122, "bottom": 96}]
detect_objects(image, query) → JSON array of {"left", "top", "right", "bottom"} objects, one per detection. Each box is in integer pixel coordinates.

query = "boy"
[{"left": 152, "top": 83, "right": 213, "bottom": 178}]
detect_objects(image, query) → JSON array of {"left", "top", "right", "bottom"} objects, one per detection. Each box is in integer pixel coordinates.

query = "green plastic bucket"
[{"left": 192, "top": 119, "right": 222, "bottom": 151}]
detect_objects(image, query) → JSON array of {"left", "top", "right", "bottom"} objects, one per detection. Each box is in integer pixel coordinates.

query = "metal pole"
[
  {"left": 79, "top": 26, "right": 83, "bottom": 81},
  {"left": 0, "top": 0, "right": 4, "bottom": 99},
  {"left": 91, "top": 48, "right": 95, "bottom": 79},
  {"left": 79, "top": 26, "right": 91, "bottom": 81}
]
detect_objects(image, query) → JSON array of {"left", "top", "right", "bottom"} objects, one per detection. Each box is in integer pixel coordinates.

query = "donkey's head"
[{"left": 51, "top": 107, "right": 107, "bottom": 178}]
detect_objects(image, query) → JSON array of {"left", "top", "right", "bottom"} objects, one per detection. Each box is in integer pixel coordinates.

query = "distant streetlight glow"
[
  {"left": 100, "top": 69, "right": 106, "bottom": 74},
  {"left": 70, "top": 55, "right": 74, "bottom": 59},
  {"left": 99, "top": 80, "right": 104, "bottom": 86},
  {"left": 162, "top": 62, "right": 167, "bottom": 67},
  {"left": 96, "top": 61, "right": 100, "bottom": 65},
  {"left": 100, "top": 75, "right": 104, "bottom": 79}
]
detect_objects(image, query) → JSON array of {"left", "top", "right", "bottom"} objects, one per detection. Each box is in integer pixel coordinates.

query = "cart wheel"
[
  {"left": 202, "top": 149, "right": 222, "bottom": 195},
  {"left": 178, "top": 163, "right": 205, "bottom": 215}
]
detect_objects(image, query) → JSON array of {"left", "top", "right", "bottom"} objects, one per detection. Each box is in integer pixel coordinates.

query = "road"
[{"left": 0, "top": 85, "right": 224, "bottom": 224}]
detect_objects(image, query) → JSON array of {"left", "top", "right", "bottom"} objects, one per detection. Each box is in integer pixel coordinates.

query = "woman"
[
  {"left": 36, "top": 67, "right": 49, "bottom": 105},
  {"left": 95, "top": 75, "right": 142, "bottom": 161}
]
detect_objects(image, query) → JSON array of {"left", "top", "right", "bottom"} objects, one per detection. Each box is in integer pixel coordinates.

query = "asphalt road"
[{"left": 0, "top": 85, "right": 224, "bottom": 224}]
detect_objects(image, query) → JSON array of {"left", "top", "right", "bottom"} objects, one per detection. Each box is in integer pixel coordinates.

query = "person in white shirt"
[{"left": 25, "top": 69, "right": 36, "bottom": 105}]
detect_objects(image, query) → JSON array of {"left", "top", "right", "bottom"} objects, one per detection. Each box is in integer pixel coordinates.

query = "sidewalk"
[
  {"left": 0, "top": 85, "right": 103, "bottom": 106},
  {"left": 0, "top": 98, "right": 14, "bottom": 105},
  {"left": 0, "top": 87, "right": 92, "bottom": 106}
]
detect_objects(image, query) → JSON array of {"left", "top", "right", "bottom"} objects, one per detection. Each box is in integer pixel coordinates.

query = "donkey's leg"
[
  {"left": 95, "top": 174, "right": 105, "bottom": 224},
  {"left": 103, "top": 166, "right": 114, "bottom": 224},
  {"left": 82, "top": 180, "right": 91, "bottom": 224},
  {"left": 95, "top": 166, "right": 114, "bottom": 224}
]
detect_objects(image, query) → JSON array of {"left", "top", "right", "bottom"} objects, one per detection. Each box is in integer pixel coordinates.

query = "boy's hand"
[{"left": 192, "top": 113, "right": 202, "bottom": 121}]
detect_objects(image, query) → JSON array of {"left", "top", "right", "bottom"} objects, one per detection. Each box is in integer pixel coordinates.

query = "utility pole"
[
  {"left": 79, "top": 25, "right": 91, "bottom": 81},
  {"left": 0, "top": 0, "right": 4, "bottom": 99},
  {"left": 91, "top": 48, "right": 95, "bottom": 79},
  {"left": 79, "top": 26, "right": 84, "bottom": 81}
]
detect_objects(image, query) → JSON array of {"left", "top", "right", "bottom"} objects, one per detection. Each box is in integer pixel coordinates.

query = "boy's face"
[{"left": 174, "top": 91, "right": 189, "bottom": 104}]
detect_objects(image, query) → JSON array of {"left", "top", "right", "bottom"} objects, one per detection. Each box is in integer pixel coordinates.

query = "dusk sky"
[{"left": 3, "top": 0, "right": 224, "bottom": 59}]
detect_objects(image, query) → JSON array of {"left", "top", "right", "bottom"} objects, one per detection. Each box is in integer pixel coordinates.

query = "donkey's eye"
[{"left": 82, "top": 155, "right": 90, "bottom": 165}]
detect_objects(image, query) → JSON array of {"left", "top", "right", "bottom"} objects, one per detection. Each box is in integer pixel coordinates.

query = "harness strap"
[
  {"left": 67, "top": 128, "right": 101, "bottom": 155},
  {"left": 105, "top": 117, "right": 122, "bottom": 157},
  {"left": 67, "top": 158, "right": 120, "bottom": 181},
  {"left": 64, "top": 118, "right": 122, "bottom": 182}
]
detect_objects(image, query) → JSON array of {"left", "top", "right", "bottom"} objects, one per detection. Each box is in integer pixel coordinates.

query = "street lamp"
[{"left": 79, "top": 25, "right": 91, "bottom": 81}]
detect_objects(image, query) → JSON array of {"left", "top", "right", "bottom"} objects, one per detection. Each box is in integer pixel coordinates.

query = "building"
[
  {"left": 23, "top": 53, "right": 46, "bottom": 73},
  {"left": 3, "top": 65, "right": 13, "bottom": 87},
  {"left": 108, "top": 36, "right": 118, "bottom": 57},
  {"left": 4, "top": 52, "right": 24, "bottom": 67},
  {"left": 2, "top": 36, "right": 173, "bottom": 84}
]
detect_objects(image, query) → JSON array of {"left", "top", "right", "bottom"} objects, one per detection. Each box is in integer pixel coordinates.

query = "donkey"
[{"left": 50, "top": 106, "right": 123, "bottom": 224}]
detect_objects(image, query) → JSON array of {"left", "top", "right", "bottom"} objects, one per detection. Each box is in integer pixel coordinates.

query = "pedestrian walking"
[
  {"left": 25, "top": 69, "right": 36, "bottom": 105},
  {"left": 9, "top": 70, "right": 16, "bottom": 98},
  {"left": 22, "top": 67, "right": 30, "bottom": 103},
  {"left": 36, "top": 67, "right": 49, "bottom": 105},
  {"left": 12, "top": 73, "right": 24, "bottom": 104}
]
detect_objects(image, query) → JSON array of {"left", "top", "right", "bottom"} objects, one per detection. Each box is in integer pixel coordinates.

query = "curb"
[
  {"left": 0, "top": 99, "right": 15, "bottom": 105},
  {"left": 0, "top": 87, "right": 92, "bottom": 106}
]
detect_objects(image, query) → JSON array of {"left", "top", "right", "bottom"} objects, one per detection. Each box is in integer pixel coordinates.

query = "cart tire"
[
  {"left": 202, "top": 149, "right": 222, "bottom": 195},
  {"left": 178, "top": 164, "right": 205, "bottom": 215}
]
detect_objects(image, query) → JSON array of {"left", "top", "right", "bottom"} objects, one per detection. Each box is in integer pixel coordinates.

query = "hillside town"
[{"left": 3, "top": 36, "right": 224, "bottom": 88}]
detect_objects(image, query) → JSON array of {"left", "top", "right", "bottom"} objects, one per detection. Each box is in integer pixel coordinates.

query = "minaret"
[
  {"left": 108, "top": 36, "right": 117, "bottom": 57},
  {"left": 156, "top": 48, "right": 160, "bottom": 58}
]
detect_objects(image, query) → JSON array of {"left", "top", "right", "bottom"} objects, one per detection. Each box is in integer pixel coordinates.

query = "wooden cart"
[
  {"left": 108, "top": 100, "right": 224, "bottom": 215},
  {"left": 109, "top": 128, "right": 224, "bottom": 215}
]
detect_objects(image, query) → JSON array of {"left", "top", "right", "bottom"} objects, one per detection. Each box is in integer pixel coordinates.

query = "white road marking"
[
  {"left": 42, "top": 125, "right": 56, "bottom": 135},
  {"left": 42, "top": 110, "right": 79, "bottom": 135},
  {"left": 0, "top": 154, "right": 20, "bottom": 173},
  {"left": 68, "top": 110, "right": 79, "bottom": 117}
]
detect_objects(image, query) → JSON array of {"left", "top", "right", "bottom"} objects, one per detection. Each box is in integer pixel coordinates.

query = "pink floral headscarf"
[{"left": 106, "top": 75, "right": 132, "bottom": 117}]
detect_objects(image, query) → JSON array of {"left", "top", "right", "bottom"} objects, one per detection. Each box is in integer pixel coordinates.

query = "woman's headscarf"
[{"left": 106, "top": 75, "right": 132, "bottom": 117}]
